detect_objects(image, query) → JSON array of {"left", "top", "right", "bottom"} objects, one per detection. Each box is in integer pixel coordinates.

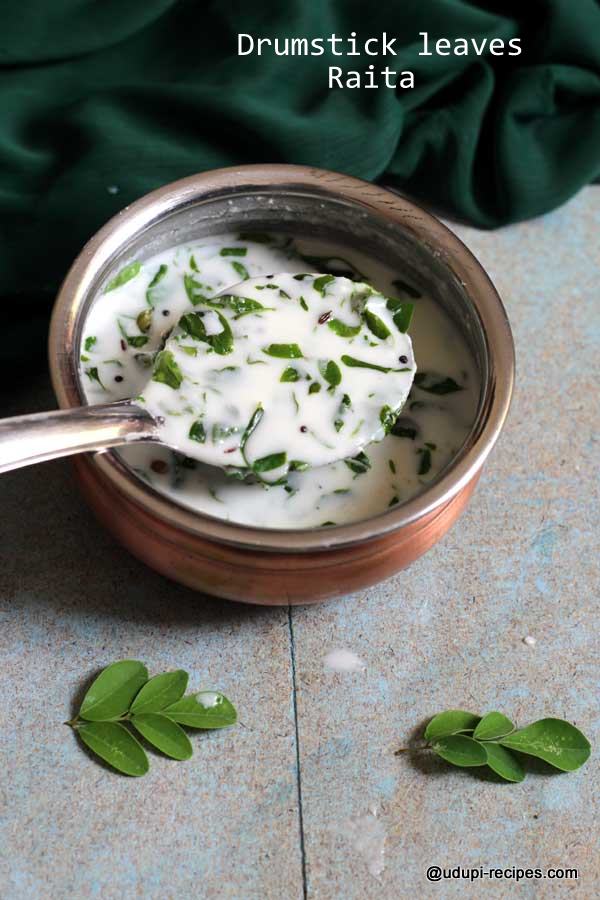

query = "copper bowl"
[{"left": 49, "top": 165, "right": 514, "bottom": 605}]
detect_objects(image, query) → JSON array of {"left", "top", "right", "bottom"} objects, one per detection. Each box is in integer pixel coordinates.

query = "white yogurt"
[
  {"left": 139, "top": 272, "right": 416, "bottom": 479},
  {"left": 80, "top": 233, "right": 479, "bottom": 529}
]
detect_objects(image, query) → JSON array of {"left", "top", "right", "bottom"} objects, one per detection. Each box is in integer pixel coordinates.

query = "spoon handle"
[{"left": 0, "top": 402, "right": 158, "bottom": 474}]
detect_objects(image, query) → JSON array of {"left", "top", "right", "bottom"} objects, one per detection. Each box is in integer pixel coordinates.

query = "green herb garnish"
[
  {"left": 231, "top": 261, "right": 249, "bottom": 281},
  {"left": 280, "top": 367, "right": 300, "bottom": 383},
  {"left": 327, "top": 318, "right": 361, "bottom": 338},
  {"left": 84, "top": 367, "right": 105, "bottom": 389},
  {"left": 146, "top": 264, "right": 168, "bottom": 306},
  {"left": 67, "top": 660, "right": 236, "bottom": 776},
  {"left": 263, "top": 343, "right": 303, "bottom": 359},
  {"left": 152, "top": 350, "right": 183, "bottom": 390},
  {"left": 417, "top": 446, "right": 432, "bottom": 475},
  {"left": 344, "top": 451, "right": 371, "bottom": 475},
  {"left": 189, "top": 420, "right": 206, "bottom": 443},
  {"left": 386, "top": 298, "right": 414, "bottom": 332},
  {"left": 104, "top": 261, "right": 141, "bottom": 293},
  {"left": 414, "top": 373, "right": 463, "bottom": 394},
  {"left": 252, "top": 452, "right": 287, "bottom": 473},
  {"left": 318, "top": 359, "right": 342, "bottom": 391},
  {"left": 220, "top": 247, "right": 247, "bottom": 257},
  {"left": 179, "top": 310, "right": 233, "bottom": 355},
  {"left": 400, "top": 710, "right": 591, "bottom": 783},
  {"left": 313, "top": 274, "right": 335, "bottom": 295},
  {"left": 341, "top": 355, "right": 408, "bottom": 374},
  {"left": 84, "top": 336, "right": 97, "bottom": 353},
  {"left": 363, "top": 309, "right": 391, "bottom": 340},
  {"left": 183, "top": 274, "right": 211, "bottom": 306}
]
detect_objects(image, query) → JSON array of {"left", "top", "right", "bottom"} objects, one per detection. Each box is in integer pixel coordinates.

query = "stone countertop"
[{"left": 0, "top": 188, "right": 598, "bottom": 899}]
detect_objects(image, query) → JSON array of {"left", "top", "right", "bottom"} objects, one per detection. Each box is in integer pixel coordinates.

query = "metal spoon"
[{"left": 0, "top": 401, "right": 157, "bottom": 474}]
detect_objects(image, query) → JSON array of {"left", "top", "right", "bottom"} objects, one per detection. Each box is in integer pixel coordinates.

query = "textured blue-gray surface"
[{"left": 0, "top": 188, "right": 598, "bottom": 899}]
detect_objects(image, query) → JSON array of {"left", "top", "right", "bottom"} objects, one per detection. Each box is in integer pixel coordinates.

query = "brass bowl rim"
[{"left": 49, "top": 164, "right": 515, "bottom": 553}]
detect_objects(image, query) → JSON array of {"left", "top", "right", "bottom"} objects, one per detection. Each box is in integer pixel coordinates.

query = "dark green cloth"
[{"left": 1, "top": 0, "right": 599, "bottom": 374}]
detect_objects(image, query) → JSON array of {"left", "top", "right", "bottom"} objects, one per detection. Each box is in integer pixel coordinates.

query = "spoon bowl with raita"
[{"left": 0, "top": 274, "right": 416, "bottom": 477}]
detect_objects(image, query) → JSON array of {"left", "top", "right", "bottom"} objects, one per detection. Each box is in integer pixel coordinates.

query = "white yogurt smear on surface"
[
  {"left": 80, "top": 233, "right": 479, "bottom": 529},
  {"left": 323, "top": 649, "right": 367, "bottom": 673}
]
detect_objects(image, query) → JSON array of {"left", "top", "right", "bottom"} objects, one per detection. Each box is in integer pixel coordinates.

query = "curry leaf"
[
  {"left": 328, "top": 318, "right": 361, "bottom": 338},
  {"left": 499, "top": 719, "right": 591, "bottom": 772},
  {"left": 363, "top": 309, "right": 391, "bottom": 340},
  {"left": 432, "top": 735, "right": 488, "bottom": 768},
  {"left": 483, "top": 743, "right": 525, "bottom": 783},
  {"left": 263, "top": 343, "right": 303, "bottom": 359},
  {"left": 473, "top": 711, "right": 515, "bottom": 741},
  {"left": 424, "top": 710, "right": 481, "bottom": 741},
  {"left": 79, "top": 660, "right": 148, "bottom": 722},
  {"left": 152, "top": 350, "right": 183, "bottom": 390},
  {"left": 163, "top": 692, "right": 237, "bottom": 729},
  {"left": 104, "top": 261, "right": 141, "bottom": 293},
  {"left": 130, "top": 670, "right": 188, "bottom": 715},
  {"left": 77, "top": 722, "right": 149, "bottom": 776},
  {"left": 131, "top": 713, "right": 193, "bottom": 760}
]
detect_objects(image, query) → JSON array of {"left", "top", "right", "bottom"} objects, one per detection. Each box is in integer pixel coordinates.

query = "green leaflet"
[
  {"left": 391, "top": 417, "right": 417, "bottom": 439},
  {"left": 131, "top": 713, "right": 193, "bottom": 760},
  {"left": 418, "top": 447, "right": 432, "bottom": 476},
  {"left": 163, "top": 692, "right": 238, "bottom": 729},
  {"left": 79, "top": 660, "right": 149, "bottom": 722},
  {"left": 240, "top": 406, "right": 264, "bottom": 458},
  {"left": 473, "top": 711, "right": 515, "bottom": 741},
  {"left": 380, "top": 405, "right": 398, "bottom": 435},
  {"left": 218, "top": 295, "right": 271, "bottom": 318},
  {"left": 179, "top": 310, "right": 233, "bottom": 355},
  {"left": 318, "top": 359, "right": 341, "bottom": 391},
  {"left": 363, "top": 309, "right": 391, "bottom": 340},
  {"left": 189, "top": 420, "right": 206, "bottom": 443},
  {"left": 424, "top": 710, "right": 481, "bottom": 741},
  {"left": 327, "top": 318, "right": 361, "bottom": 338},
  {"left": 231, "top": 261, "right": 249, "bottom": 281},
  {"left": 386, "top": 298, "right": 414, "bottom": 332},
  {"left": 280, "top": 366, "right": 300, "bottom": 383},
  {"left": 117, "top": 319, "right": 149, "bottom": 348},
  {"left": 432, "top": 735, "right": 488, "bottom": 768},
  {"left": 253, "top": 452, "right": 287, "bottom": 473},
  {"left": 499, "top": 719, "right": 591, "bottom": 772},
  {"left": 152, "top": 350, "right": 183, "bottom": 390},
  {"left": 414, "top": 373, "right": 463, "bottom": 394},
  {"left": 78, "top": 722, "right": 149, "bottom": 776},
  {"left": 85, "top": 367, "right": 105, "bottom": 390},
  {"left": 263, "top": 343, "right": 303, "bottom": 359},
  {"left": 344, "top": 451, "right": 371, "bottom": 475},
  {"left": 313, "top": 274, "right": 335, "bottom": 295},
  {"left": 220, "top": 247, "right": 247, "bottom": 257},
  {"left": 341, "top": 355, "right": 407, "bottom": 374},
  {"left": 84, "top": 335, "right": 97, "bottom": 352},
  {"left": 483, "top": 743, "right": 525, "bottom": 783},
  {"left": 183, "top": 273, "right": 212, "bottom": 305},
  {"left": 146, "top": 263, "right": 168, "bottom": 306},
  {"left": 130, "top": 670, "right": 188, "bottom": 714},
  {"left": 104, "top": 261, "right": 141, "bottom": 293}
]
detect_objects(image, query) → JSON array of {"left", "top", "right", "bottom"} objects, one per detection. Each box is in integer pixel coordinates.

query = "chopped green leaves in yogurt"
[{"left": 138, "top": 273, "right": 416, "bottom": 477}]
